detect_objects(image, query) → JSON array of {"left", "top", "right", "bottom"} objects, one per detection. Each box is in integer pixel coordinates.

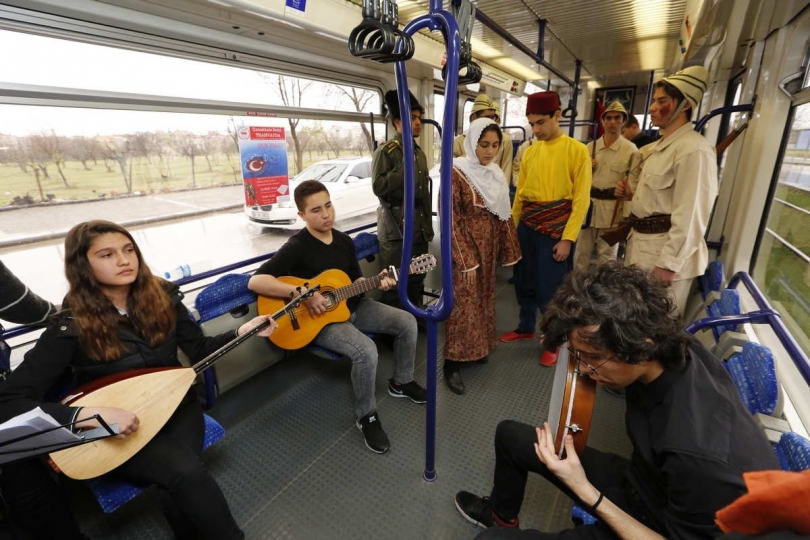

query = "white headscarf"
[{"left": 452, "top": 118, "right": 512, "bottom": 220}]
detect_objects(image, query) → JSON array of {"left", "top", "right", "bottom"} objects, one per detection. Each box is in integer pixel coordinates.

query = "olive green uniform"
[{"left": 372, "top": 133, "right": 434, "bottom": 307}]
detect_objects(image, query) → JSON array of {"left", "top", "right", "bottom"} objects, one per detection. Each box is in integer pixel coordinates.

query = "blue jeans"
[
  {"left": 313, "top": 298, "right": 417, "bottom": 419},
  {"left": 513, "top": 223, "right": 574, "bottom": 334}
]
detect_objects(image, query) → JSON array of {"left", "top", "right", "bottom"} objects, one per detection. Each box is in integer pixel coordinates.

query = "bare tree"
[
  {"left": 171, "top": 132, "right": 202, "bottom": 187},
  {"left": 21, "top": 136, "right": 50, "bottom": 179},
  {"left": 295, "top": 124, "right": 321, "bottom": 163},
  {"left": 128, "top": 132, "right": 159, "bottom": 165},
  {"left": 226, "top": 118, "right": 241, "bottom": 155},
  {"left": 199, "top": 133, "right": 219, "bottom": 172},
  {"left": 266, "top": 75, "right": 313, "bottom": 174},
  {"left": 69, "top": 136, "right": 99, "bottom": 171},
  {"left": 321, "top": 128, "right": 351, "bottom": 159},
  {"left": 100, "top": 138, "right": 134, "bottom": 193},
  {"left": 330, "top": 86, "right": 377, "bottom": 152},
  {"left": 3, "top": 141, "right": 29, "bottom": 173},
  {"left": 29, "top": 130, "right": 70, "bottom": 187}
]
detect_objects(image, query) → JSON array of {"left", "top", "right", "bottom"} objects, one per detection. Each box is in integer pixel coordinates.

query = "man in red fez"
[{"left": 499, "top": 91, "right": 592, "bottom": 367}]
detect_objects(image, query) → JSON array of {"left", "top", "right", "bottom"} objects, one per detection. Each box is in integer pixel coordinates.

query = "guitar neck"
[
  {"left": 191, "top": 302, "right": 289, "bottom": 375},
  {"left": 331, "top": 274, "right": 386, "bottom": 303}
]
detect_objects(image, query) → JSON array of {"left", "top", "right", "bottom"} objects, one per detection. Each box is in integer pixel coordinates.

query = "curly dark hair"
[{"left": 541, "top": 262, "right": 689, "bottom": 370}]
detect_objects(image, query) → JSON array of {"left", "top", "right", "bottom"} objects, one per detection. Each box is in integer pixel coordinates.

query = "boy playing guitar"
[{"left": 248, "top": 180, "right": 428, "bottom": 454}]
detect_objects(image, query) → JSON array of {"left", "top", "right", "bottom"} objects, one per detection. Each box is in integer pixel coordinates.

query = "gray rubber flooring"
[{"left": 73, "top": 267, "right": 632, "bottom": 539}]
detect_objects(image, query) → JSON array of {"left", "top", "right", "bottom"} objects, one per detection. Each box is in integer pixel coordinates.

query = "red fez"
[{"left": 526, "top": 91, "right": 561, "bottom": 115}]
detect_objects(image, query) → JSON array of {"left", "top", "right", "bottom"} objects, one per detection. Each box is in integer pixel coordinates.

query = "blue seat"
[
  {"left": 725, "top": 342, "right": 780, "bottom": 416},
  {"left": 353, "top": 232, "right": 380, "bottom": 261},
  {"left": 705, "top": 288, "right": 741, "bottom": 342},
  {"left": 194, "top": 274, "right": 259, "bottom": 407},
  {"left": 571, "top": 503, "right": 598, "bottom": 526},
  {"left": 84, "top": 414, "right": 226, "bottom": 513},
  {"left": 698, "top": 260, "right": 724, "bottom": 300},
  {"left": 772, "top": 431, "right": 810, "bottom": 472},
  {"left": 195, "top": 274, "right": 257, "bottom": 323}
]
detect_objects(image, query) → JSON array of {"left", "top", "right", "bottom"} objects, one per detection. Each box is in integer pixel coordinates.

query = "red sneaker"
[
  {"left": 499, "top": 330, "right": 535, "bottom": 343},
  {"left": 540, "top": 349, "right": 559, "bottom": 367}
]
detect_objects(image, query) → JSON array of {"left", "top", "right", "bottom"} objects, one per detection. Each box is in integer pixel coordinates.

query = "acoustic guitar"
[
  {"left": 257, "top": 254, "right": 437, "bottom": 350},
  {"left": 547, "top": 346, "right": 597, "bottom": 458},
  {"left": 48, "top": 286, "right": 319, "bottom": 480}
]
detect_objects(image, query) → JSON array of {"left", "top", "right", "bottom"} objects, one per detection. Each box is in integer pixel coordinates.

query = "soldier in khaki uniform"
[
  {"left": 575, "top": 101, "right": 638, "bottom": 271},
  {"left": 616, "top": 66, "right": 718, "bottom": 316},
  {"left": 372, "top": 90, "right": 434, "bottom": 309}
]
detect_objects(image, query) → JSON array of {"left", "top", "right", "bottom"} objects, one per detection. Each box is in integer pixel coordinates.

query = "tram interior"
[{"left": 1, "top": 0, "right": 810, "bottom": 538}]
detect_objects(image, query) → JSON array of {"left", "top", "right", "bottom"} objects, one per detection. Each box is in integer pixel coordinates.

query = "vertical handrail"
[{"left": 394, "top": 0, "right": 458, "bottom": 482}]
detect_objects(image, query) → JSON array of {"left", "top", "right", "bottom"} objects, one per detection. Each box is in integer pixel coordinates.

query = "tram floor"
[{"left": 73, "top": 267, "right": 632, "bottom": 539}]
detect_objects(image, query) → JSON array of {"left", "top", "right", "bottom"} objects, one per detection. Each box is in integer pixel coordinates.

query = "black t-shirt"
[
  {"left": 255, "top": 228, "right": 364, "bottom": 311},
  {"left": 624, "top": 339, "right": 781, "bottom": 539}
]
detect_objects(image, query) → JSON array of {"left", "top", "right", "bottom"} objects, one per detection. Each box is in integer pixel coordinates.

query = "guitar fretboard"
[{"left": 331, "top": 274, "right": 386, "bottom": 303}]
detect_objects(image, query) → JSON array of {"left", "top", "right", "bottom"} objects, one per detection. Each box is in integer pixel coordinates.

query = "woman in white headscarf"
[{"left": 442, "top": 118, "right": 521, "bottom": 395}]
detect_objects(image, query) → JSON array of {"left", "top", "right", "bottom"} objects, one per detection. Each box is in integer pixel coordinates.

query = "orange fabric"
[{"left": 715, "top": 469, "right": 810, "bottom": 535}]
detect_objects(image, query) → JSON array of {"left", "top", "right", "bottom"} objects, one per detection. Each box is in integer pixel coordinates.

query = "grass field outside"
[{"left": 0, "top": 151, "right": 359, "bottom": 207}]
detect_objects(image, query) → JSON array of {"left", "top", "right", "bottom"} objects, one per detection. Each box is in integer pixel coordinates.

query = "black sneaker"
[
  {"left": 454, "top": 491, "right": 519, "bottom": 529},
  {"left": 356, "top": 412, "right": 390, "bottom": 454},
  {"left": 388, "top": 379, "right": 427, "bottom": 403}
]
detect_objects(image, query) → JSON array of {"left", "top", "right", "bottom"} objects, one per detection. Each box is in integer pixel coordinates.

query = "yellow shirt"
[{"left": 513, "top": 134, "right": 592, "bottom": 242}]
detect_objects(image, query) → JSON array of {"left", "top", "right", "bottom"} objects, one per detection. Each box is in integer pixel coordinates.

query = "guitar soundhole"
[{"left": 323, "top": 291, "right": 336, "bottom": 309}]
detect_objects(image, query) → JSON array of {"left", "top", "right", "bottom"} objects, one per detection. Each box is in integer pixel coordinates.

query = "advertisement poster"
[{"left": 238, "top": 126, "right": 289, "bottom": 207}]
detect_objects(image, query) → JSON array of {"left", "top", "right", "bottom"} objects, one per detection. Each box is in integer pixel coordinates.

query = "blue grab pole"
[{"left": 393, "top": 0, "right": 459, "bottom": 482}]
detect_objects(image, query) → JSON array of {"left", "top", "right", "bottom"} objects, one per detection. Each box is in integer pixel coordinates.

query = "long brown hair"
[{"left": 64, "top": 220, "right": 175, "bottom": 361}]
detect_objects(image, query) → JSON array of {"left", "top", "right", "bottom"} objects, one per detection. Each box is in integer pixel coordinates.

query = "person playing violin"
[
  {"left": 454, "top": 262, "right": 779, "bottom": 539},
  {"left": 0, "top": 220, "right": 276, "bottom": 540}
]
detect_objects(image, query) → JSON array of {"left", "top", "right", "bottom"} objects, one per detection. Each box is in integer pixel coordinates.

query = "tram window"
[
  {"left": 0, "top": 30, "right": 381, "bottom": 114},
  {"left": 433, "top": 92, "right": 445, "bottom": 164},
  {"left": 462, "top": 99, "right": 474, "bottom": 133},
  {"left": 753, "top": 102, "right": 810, "bottom": 352}
]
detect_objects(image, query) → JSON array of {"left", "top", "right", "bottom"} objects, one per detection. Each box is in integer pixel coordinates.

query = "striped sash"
[{"left": 520, "top": 199, "right": 572, "bottom": 239}]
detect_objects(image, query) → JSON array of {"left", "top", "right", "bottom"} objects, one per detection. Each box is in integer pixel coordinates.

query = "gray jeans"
[{"left": 312, "top": 297, "right": 417, "bottom": 419}]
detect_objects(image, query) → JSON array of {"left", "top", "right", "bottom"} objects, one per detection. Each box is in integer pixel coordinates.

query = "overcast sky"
[{"left": 0, "top": 29, "right": 378, "bottom": 138}]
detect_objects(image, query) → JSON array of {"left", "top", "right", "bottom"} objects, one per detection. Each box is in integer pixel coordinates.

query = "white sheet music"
[{"left": 0, "top": 407, "right": 107, "bottom": 464}]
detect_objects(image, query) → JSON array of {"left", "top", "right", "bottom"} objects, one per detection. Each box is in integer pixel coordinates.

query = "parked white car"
[{"left": 244, "top": 157, "right": 376, "bottom": 229}]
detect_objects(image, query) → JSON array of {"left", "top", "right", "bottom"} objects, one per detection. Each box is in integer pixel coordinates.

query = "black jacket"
[{"left": 0, "top": 283, "right": 235, "bottom": 425}]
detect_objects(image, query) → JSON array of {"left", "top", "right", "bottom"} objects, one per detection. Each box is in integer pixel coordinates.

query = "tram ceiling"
[{"left": 351, "top": 0, "right": 690, "bottom": 89}]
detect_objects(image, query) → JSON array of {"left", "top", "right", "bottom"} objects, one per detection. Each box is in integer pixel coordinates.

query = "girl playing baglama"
[
  {"left": 442, "top": 118, "right": 521, "bottom": 395},
  {"left": 0, "top": 220, "right": 276, "bottom": 539}
]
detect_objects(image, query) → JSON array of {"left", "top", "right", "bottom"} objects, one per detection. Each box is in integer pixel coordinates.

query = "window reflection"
[{"left": 755, "top": 102, "right": 810, "bottom": 348}]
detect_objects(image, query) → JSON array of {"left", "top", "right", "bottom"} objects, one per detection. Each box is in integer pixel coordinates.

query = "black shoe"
[
  {"left": 454, "top": 491, "right": 519, "bottom": 529},
  {"left": 388, "top": 379, "right": 427, "bottom": 403},
  {"left": 444, "top": 369, "right": 465, "bottom": 395},
  {"left": 356, "top": 412, "right": 390, "bottom": 454}
]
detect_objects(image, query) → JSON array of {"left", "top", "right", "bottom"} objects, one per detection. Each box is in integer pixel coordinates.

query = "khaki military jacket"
[
  {"left": 585, "top": 136, "right": 637, "bottom": 228},
  {"left": 627, "top": 123, "right": 718, "bottom": 279},
  {"left": 372, "top": 134, "right": 434, "bottom": 245}
]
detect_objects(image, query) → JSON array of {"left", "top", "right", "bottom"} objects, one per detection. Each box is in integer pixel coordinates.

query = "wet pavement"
[{"left": 0, "top": 185, "right": 375, "bottom": 308}]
